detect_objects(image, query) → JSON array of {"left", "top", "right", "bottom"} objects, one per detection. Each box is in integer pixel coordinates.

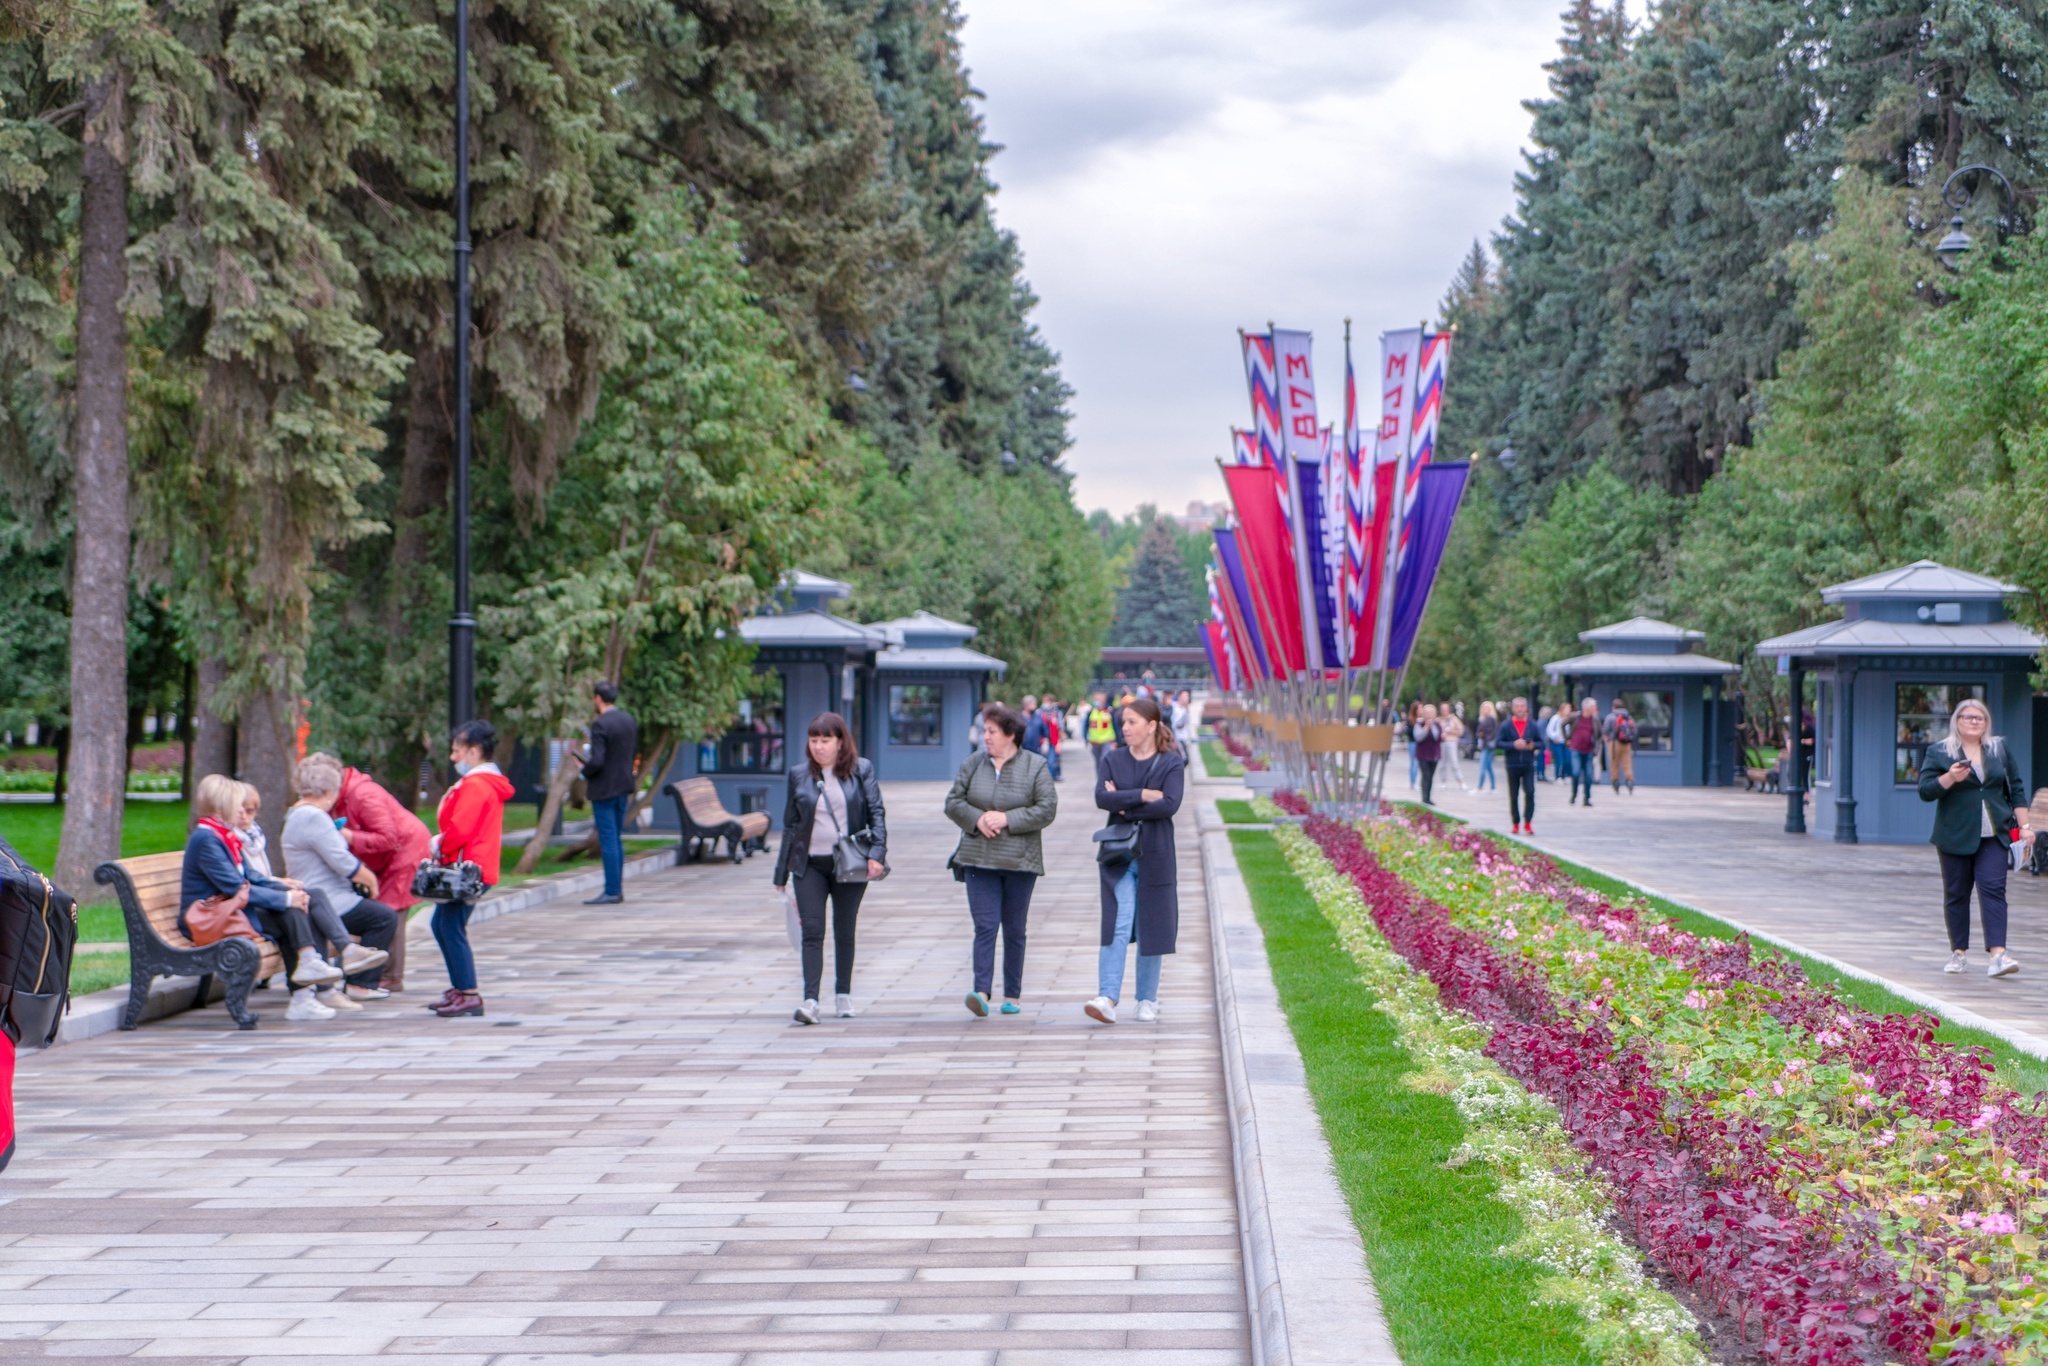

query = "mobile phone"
[{"left": 333, "top": 816, "right": 348, "bottom": 830}]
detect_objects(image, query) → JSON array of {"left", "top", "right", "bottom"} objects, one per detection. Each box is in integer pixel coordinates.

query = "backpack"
[
  {"left": 1614, "top": 714, "right": 1637, "bottom": 744},
  {"left": 0, "top": 835, "right": 78, "bottom": 1050}
]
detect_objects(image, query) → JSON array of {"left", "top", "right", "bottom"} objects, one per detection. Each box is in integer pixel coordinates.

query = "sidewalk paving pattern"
[
  {"left": 1422, "top": 763, "right": 2048, "bottom": 1043},
  {"left": 0, "top": 764, "right": 1250, "bottom": 1363}
]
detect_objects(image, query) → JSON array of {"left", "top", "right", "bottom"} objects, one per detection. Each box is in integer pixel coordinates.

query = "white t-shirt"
[{"left": 809, "top": 777, "right": 849, "bottom": 856}]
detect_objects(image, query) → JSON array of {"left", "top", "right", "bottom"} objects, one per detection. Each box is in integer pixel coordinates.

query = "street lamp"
[
  {"left": 448, "top": 0, "right": 476, "bottom": 732},
  {"left": 1935, "top": 164, "right": 2018, "bottom": 267}
]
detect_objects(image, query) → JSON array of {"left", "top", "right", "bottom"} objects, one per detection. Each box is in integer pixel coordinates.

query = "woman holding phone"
[{"left": 1919, "top": 698, "right": 2032, "bottom": 978}]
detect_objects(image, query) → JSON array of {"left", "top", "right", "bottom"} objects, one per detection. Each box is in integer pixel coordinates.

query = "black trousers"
[
  {"left": 964, "top": 866, "right": 1036, "bottom": 999},
  {"left": 1940, "top": 837, "right": 2009, "bottom": 952},
  {"left": 794, "top": 855, "right": 866, "bottom": 1000},
  {"left": 1417, "top": 759, "right": 1438, "bottom": 805},
  {"left": 249, "top": 904, "right": 315, "bottom": 986},
  {"left": 1506, "top": 766, "right": 1536, "bottom": 824}
]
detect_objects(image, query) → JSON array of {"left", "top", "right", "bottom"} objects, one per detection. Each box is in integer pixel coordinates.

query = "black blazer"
[
  {"left": 1917, "top": 739, "right": 2025, "bottom": 857},
  {"left": 774, "top": 758, "right": 888, "bottom": 886},
  {"left": 580, "top": 707, "right": 639, "bottom": 802}
]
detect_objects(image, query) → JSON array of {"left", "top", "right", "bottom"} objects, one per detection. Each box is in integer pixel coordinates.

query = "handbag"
[
  {"left": 821, "top": 781, "right": 874, "bottom": 884},
  {"left": 1095, "top": 754, "right": 1161, "bottom": 867},
  {"left": 411, "top": 859, "right": 486, "bottom": 902},
  {"left": 185, "top": 884, "right": 260, "bottom": 947}
]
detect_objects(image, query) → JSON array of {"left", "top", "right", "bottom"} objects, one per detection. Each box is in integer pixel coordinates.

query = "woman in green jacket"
[
  {"left": 1917, "top": 698, "right": 2034, "bottom": 978},
  {"left": 945, "top": 703, "right": 1059, "bottom": 1017}
]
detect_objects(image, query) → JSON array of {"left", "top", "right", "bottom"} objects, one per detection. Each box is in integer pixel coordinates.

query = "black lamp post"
[
  {"left": 448, "top": 0, "right": 476, "bottom": 732},
  {"left": 1935, "top": 164, "right": 2018, "bottom": 266},
  {"left": 1783, "top": 664, "right": 1805, "bottom": 834}
]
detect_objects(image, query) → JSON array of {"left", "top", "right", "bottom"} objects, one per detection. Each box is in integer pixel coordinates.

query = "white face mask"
[{"left": 453, "top": 760, "right": 473, "bottom": 777}]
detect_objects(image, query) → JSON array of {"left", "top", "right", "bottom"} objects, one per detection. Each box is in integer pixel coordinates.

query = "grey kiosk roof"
[
  {"left": 1756, "top": 560, "right": 2044, "bottom": 659},
  {"left": 1544, "top": 616, "right": 1740, "bottom": 680},
  {"left": 737, "top": 592, "right": 1005, "bottom": 675}
]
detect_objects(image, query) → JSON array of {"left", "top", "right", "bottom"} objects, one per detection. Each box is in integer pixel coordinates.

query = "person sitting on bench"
[
  {"left": 282, "top": 757, "right": 398, "bottom": 1007},
  {"left": 181, "top": 774, "right": 343, "bottom": 1022}
]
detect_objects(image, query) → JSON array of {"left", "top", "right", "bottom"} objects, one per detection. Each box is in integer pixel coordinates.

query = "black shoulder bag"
[{"left": 1094, "top": 754, "right": 1161, "bottom": 867}]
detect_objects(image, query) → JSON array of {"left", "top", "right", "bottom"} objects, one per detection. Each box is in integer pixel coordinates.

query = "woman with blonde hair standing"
[
  {"left": 1086, "top": 696, "right": 1186, "bottom": 1025},
  {"left": 1918, "top": 698, "right": 2032, "bottom": 978}
]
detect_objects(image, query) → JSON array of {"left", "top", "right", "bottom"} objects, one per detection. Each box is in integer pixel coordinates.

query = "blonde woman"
[
  {"left": 179, "top": 774, "right": 343, "bottom": 1021},
  {"left": 1918, "top": 698, "right": 2032, "bottom": 978}
]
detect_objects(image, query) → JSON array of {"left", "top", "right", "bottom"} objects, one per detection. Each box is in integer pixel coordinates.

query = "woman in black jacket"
[
  {"left": 1087, "top": 697, "right": 1186, "bottom": 1025},
  {"left": 774, "top": 712, "right": 888, "bottom": 1025},
  {"left": 1917, "top": 698, "right": 2032, "bottom": 978}
]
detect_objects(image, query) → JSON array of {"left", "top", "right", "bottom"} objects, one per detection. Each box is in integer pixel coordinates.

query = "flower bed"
[
  {"left": 1285, "top": 800, "right": 2048, "bottom": 1364},
  {"left": 1214, "top": 721, "right": 1268, "bottom": 771}
]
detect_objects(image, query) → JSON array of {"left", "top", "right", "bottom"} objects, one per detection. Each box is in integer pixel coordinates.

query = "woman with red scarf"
[{"left": 180, "top": 774, "right": 344, "bottom": 1021}]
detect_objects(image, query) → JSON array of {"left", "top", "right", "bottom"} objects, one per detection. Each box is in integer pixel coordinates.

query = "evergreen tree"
[{"left": 1110, "top": 519, "right": 1204, "bottom": 649}]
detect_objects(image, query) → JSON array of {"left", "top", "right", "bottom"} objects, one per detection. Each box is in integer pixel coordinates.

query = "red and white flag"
[{"left": 1358, "top": 326, "right": 1422, "bottom": 668}]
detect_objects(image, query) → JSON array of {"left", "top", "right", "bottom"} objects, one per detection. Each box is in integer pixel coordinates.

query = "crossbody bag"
[
  {"left": 1094, "top": 755, "right": 1162, "bottom": 867},
  {"left": 822, "top": 778, "right": 884, "bottom": 883}
]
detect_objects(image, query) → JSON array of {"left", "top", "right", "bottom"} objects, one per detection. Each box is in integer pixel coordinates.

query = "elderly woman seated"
[
  {"left": 281, "top": 756, "right": 399, "bottom": 1008},
  {"left": 181, "top": 773, "right": 344, "bottom": 1022}
]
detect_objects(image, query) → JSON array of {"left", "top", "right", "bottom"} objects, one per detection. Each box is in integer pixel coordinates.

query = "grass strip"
[
  {"left": 1393, "top": 802, "right": 2048, "bottom": 1099},
  {"left": 1215, "top": 798, "right": 1262, "bottom": 825},
  {"left": 1200, "top": 738, "right": 1244, "bottom": 778},
  {"left": 1229, "top": 828, "right": 1596, "bottom": 1366}
]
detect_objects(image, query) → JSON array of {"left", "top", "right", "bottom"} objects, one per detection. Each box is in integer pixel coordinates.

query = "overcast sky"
[{"left": 955, "top": 0, "right": 1568, "bottom": 518}]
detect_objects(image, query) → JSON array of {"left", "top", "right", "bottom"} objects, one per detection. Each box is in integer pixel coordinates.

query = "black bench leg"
[
  {"left": 193, "top": 973, "right": 213, "bottom": 1012},
  {"left": 119, "top": 964, "right": 154, "bottom": 1031},
  {"left": 218, "top": 941, "right": 260, "bottom": 1030}
]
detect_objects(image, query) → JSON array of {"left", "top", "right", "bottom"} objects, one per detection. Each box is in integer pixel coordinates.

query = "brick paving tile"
[{"left": 2, "top": 765, "right": 1249, "bottom": 1363}]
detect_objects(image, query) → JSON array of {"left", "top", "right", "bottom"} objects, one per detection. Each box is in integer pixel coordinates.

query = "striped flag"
[
  {"left": 1401, "top": 331, "right": 1452, "bottom": 554},
  {"left": 1360, "top": 326, "right": 1422, "bottom": 668},
  {"left": 1342, "top": 337, "right": 1368, "bottom": 665},
  {"left": 1240, "top": 331, "right": 1284, "bottom": 470},
  {"left": 1230, "top": 428, "right": 1259, "bottom": 467}
]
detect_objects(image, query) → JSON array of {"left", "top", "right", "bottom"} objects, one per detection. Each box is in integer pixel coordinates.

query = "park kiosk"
[
  {"left": 1542, "top": 617, "right": 1741, "bottom": 787},
  {"left": 656, "top": 572, "right": 1005, "bottom": 829},
  {"left": 1755, "top": 561, "right": 2042, "bottom": 845}
]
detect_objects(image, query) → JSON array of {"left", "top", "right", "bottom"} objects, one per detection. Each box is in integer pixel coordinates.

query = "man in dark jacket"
[
  {"left": 1496, "top": 696, "right": 1541, "bottom": 835},
  {"left": 579, "top": 681, "right": 639, "bottom": 904}
]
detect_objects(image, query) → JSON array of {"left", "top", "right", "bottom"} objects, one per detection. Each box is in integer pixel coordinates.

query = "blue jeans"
[
  {"left": 592, "top": 794, "right": 628, "bottom": 897},
  {"left": 1476, "top": 747, "right": 1497, "bottom": 789},
  {"left": 1571, "top": 750, "right": 1596, "bottom": 802},
  {"left": 1099, "top": 864, "right": 1161, "bottom": 1003},
  {"left": 432, "top": 898, "right": 477, "bottom": 992},
  {"left": 965, "top": 867, "right": 1035, "bottom": 999}
]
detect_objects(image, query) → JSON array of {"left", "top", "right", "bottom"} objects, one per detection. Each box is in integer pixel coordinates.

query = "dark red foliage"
[
  {"left": 1297, "top": 812, "right": 1951, "bottom": 1365},
  {"left": 1271, "top": 789, "right": 1310, "bottom": 816}
]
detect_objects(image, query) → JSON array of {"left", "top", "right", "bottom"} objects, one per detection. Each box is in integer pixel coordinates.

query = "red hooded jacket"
[
  {"left": 332, "top": 767, "right": 433, "bottom": 908},
  {"left": 436, "top": 765, "right": 515, "bottom": 886}
]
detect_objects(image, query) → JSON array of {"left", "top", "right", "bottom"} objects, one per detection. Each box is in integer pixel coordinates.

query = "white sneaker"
[
  {"left": 1085, "top": 996, "right": 1117, "bottom": 1024},
  {"left": 1135, "top": 1000, "right": 1159, "bottom": 1023},
  {"left": 286, "top": 987, "right": 336, "bottom": 1021},
  {"left": 317, "top": 987, "right": 364, "bottom": 1012},
  {"left": 793, "top": 999, "right": 820, "bottom": 1025},
  {"left": 1990, "top": 952, "right": 2021, "bottom": 978},
  {"left": 293, "top": 953, "right": 344, "bottom": 986},
  {"left": 1945, "top": 951, "right": 1969, "bottom": 974},
  {"left": 340, "top": 944, "right": 390, "bottom": 975},
  {"left": 835, "top": 994, "right": 856, "bottom": 1018}
]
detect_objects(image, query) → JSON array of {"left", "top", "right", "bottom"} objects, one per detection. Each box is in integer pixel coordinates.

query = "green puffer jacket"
[{"left": 944, "top": 748, "right": 1059, "bottom": 875}]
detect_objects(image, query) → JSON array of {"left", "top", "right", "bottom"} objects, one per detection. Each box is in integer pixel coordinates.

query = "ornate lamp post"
[{"left": 1935, "top": 164, "right": 2018, "bottom": 266}]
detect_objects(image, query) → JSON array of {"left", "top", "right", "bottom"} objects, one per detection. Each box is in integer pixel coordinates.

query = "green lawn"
[
  {"left": 1215, "top": 798, "right": 1262, "bottom": 825},
  {"left": 1230, "top": 829, "right": 1595, "bottom": 1365},
  {"left": 0, "top": 800, "right": 194, "bottom": 875},
  {"left": 1200, "top": 739, "right": 1244, "bottom": 779}
]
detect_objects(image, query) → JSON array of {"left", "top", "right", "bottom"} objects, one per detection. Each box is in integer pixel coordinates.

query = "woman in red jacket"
[
  {"left": 328, "top": 759, "right": 433, "bottom": 992},
  {"left": 427, "top": 721, "right": 513, "bottom": 1018}
]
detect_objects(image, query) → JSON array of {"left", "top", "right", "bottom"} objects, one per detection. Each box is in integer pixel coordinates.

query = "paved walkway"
[
  {"left": 1, "top": 760, "right": 1249, "bottom": 1363},
  {"left": 1419, "top": 761, "right": 2048, "bottom": 1043}
]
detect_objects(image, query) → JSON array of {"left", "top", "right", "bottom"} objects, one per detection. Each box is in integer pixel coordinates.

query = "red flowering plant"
[
  {"left": 1214, "top": 722, "right": 1268, "bottom": 771},
  {"left": 1284, "top": 798, "right": 2048, "bottom": 1363}
]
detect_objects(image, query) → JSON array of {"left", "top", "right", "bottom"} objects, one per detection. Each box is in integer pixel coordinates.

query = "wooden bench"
[
  {"left": 664, "top": 778, "right": 770, "bottom": 864},
  {"left": 94, "top": 852, "right": 284, "bottom": 1031}
]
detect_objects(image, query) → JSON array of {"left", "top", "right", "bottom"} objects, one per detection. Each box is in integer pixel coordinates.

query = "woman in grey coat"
[{"left": 944, "top": 703, "right": 1059, "bottom": 1017}]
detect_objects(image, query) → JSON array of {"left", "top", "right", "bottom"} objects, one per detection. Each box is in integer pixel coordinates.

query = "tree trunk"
[
  {"left": 620, "top": 729, "right": 676, "bottom": 830},
  {"left": 515, "top": 743, "right": 581, "bottom": 876},
  {"left": 237, "top": 686, "right": 294, "bottom": 850},
  {"left": 192, "top": 655, "right": 236, "bottom": 783},
  {"left": 179, "top": 657, "right": 195, "bottom": 801},
  {"left": 53, "top": 71, "right": 132, "bottom": 899},
  {"left": 377, "top": 350, "right": 453, "bottom": 804}
]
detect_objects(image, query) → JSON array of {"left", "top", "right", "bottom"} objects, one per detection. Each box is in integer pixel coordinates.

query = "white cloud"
[{"left": 958, "top": 0, "right": 1563, "bottom": 516}]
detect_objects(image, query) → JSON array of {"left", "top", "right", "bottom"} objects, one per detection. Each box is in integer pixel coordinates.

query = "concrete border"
[
  {"left": 50, "top": 844, "right": 685, "bottom": 1047},
  {"left": 1200, "top": 797, "right": 1399, "bottom": 1366}
]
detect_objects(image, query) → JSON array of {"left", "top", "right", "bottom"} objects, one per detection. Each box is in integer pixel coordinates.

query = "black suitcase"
[{"left": 0, "top": 834, "right": 77, "bottom": 1050}]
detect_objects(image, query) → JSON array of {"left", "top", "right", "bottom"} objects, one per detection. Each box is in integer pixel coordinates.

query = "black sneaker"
[{"left": 583, "top": 893, "right": 623, "bottom": 905}]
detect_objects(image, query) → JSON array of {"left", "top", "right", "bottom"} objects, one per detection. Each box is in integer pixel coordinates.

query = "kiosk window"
[
  {"left": 1895, "top": 682, "right": 1986, "bottom": 784},
  {"left": 889, "top": 685, "right": 944, "bottom": 747},
  {"left": 1616, "top": 691, "right": 1675, "bottom": 752}
]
